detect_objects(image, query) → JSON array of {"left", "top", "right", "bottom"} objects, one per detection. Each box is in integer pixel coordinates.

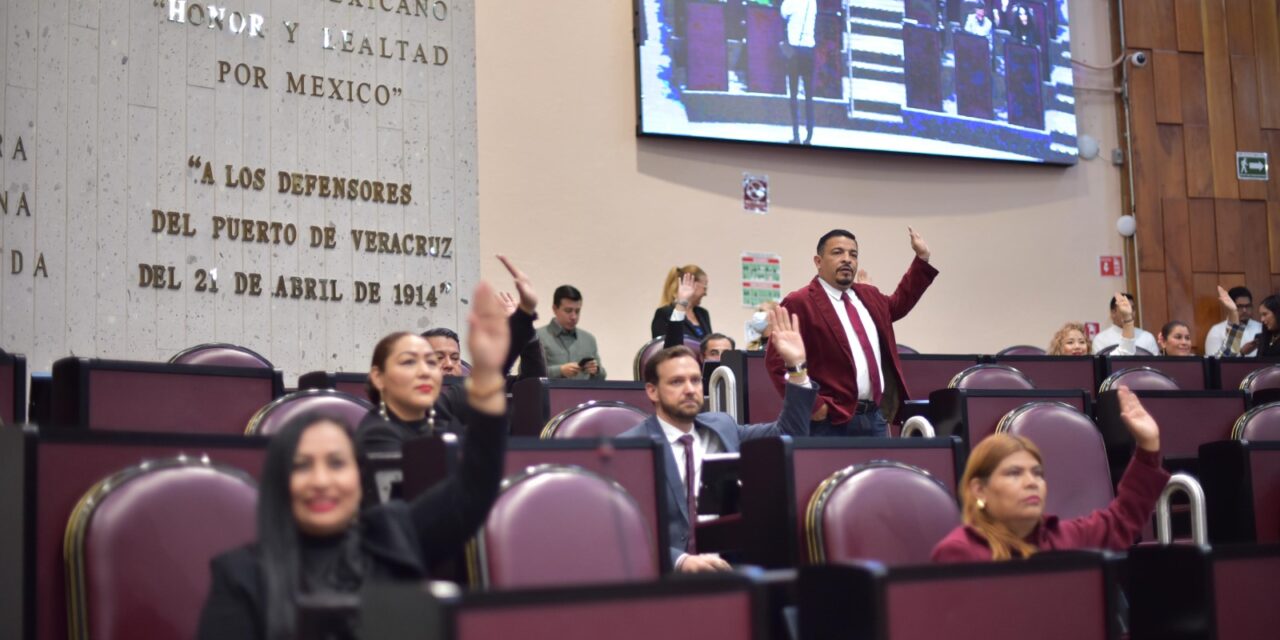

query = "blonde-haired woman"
[
  {"left": 1047, "top": 322, "right": 1091, "bottom": 356},
  {"left": 932, "top": 387, "right": 1168, "bottom": 562},
  {"left": 651, "top": 265, "right": 713, "bottom": 340}
]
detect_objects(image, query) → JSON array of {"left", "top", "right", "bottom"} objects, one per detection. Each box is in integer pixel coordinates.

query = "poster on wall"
[
  {"left": 741, "top": 251, "right": 782, "bottom": 307},
  {"left": 0, "top": 0, "right": 479, "bottom": 380}
]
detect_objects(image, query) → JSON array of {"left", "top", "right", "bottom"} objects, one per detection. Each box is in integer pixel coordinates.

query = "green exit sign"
[{"left": 1237, "top": 152, "right": 1269, "bottom": 181}]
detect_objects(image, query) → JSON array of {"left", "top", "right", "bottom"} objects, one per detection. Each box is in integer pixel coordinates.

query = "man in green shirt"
[{"left": 537, "top": 285, "right": 607, "bottom": 380}]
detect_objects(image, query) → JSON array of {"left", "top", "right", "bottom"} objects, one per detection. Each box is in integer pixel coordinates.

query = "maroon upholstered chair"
[
  {"left": 169, "top": 343, "right": 273, "bottom": 368},
  {"left": 947, "top": 364, "right": 1036, "bottom": 391},
  {"left": 64, "top": 455, "right": 258, "bottom": 640},
  {"left": 540, "top": 400, "right": 649, "bottom": 439},
  {"left": 1232, "top": 402, "right": 1280, "bottom": 440},
  {"left": 1097, "top": 343, "right": 1156, "bottom": 356},
  {"left": 1098, "top": 366, "right": 1180, "bottom": 394},
  {"left": 805, "top": 461, "right": 959, "bottom": 566},
  {"left": 896, "top": 343, "right": 919, "bottom": 355},
  {"left": 469, "top": 464, "right": 657, "bottom": 589},
  {"left": 245, "top": 388, "right": 375, "bottom": 435},
  {"left": 633, "top": 336, "right": 702, "bottom": 381},
  {"left": 997, "top": 401, "right": 1113, "bottom": 520},
  {"left": 1240, "top": 365, "right": 1280, "bottom": 394},
  {"left": 996, "top": 345, "right": 1047, "bottom": 356}
]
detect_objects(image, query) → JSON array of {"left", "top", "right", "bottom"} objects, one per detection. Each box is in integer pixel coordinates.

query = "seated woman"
[
  {"left": 932, "top": 386, "right": 1169, "bottom": 562},
  {"left": 197, "top": 282, "right": 510, "bottom": 640},
  {"left": 1247, "top": 294, "right": 1280, "bottom": 357},
  {"left": 1047, "top": 322, "right": 1091, "bottom": 356},
  {"left": 746, "top": 300, "right": 780, "bottom": 351},
  {"left": 651, "top": 265, "right": 712, "bottom": 340},
  {"left": 358, "top": 255, "right": 539, "bottom": 452},
  {"left": 1156, "top": 321, "right": 1194, "bottom": 356}
]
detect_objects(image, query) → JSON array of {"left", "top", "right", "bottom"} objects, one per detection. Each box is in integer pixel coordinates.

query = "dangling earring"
[
  {"left": 976, "top": 498, "right": 986, "bottom": 510},
  {"left": 427, "top": 407, "right": 436, "bottom": 434},
  {"left": 379, "top": 400, "right": 389, "bottom": 420}
]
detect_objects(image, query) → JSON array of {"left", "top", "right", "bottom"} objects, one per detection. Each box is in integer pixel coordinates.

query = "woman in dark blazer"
[
  {"left": 1251, "top": 295, "right": 1280, "bottom": 357},
  {"left": 197, "top": 282, "right": 510, "bottom": 640},
  {"left": 650, "top": 265, "right": 712, "bottom": 340}
]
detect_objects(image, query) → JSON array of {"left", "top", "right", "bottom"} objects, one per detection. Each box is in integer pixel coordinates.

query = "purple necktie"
[
  {"left": 677, "top": 433, "right": 697, "bottom": 553},
  {"left": 841, "top": 291, "right": 883, "bottom": 404}
]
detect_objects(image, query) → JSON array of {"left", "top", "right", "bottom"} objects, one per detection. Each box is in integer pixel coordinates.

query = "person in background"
[
  {"left": 933, "top": 386, "right": 1168, "bottom": 562},
  {"left": 745, "top": 300, "right": 779, "bottom": 351},
  {"left": 652, "top": 266, "right": 713, "bottom": 340},
  {"left": 963, "top": 4, "right": 994, "bottom": 43},
  {"left": 1250, "top": 294, "right": 1280, "bottom": 357},
  {"left": 1047, "top": 322, "right": 1090, "bottom": 356},
  {"left": 700, "top": 333, "right": 736, "bottom": 363},
  {"left": 1092, "top": 293, "right": 1157, "bottom": 355},
  {"left": 1205, "top": 286, "right": 1262, "bottom": 357},
  {"left": 421, "top": 328, "right": 464, "bottom": 377},
  {"left": 780, "top": 0, "right": 818, "bottom": 144},
  {"left": 1156, "top": 321, "right": 1194, "bottom": 356},
  {"left": 538, "top": 285, "right": 606, "bottom": 380}
]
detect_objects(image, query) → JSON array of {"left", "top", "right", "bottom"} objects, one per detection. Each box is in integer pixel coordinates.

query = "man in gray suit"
[{"left": 619, "top": 306, "right": 814, "bottom": 573}]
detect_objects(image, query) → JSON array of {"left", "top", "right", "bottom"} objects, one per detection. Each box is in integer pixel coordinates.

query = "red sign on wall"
[
  {"left": 1085, "top": 322, "right": 1101, "bottom": 339},
  {"left": 1099, "top": 256, "right": 1124, "bottom": 277}
]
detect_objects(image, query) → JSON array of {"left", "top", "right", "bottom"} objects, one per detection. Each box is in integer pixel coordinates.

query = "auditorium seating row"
[{"left": 5, "top": 416, "right": 1279, "bottom": 640}]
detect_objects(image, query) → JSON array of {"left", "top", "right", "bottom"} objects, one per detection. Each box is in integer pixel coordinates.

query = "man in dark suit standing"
[
  {"left": 619, "top": 306, "right": 815, "bottom": 572},
  {"left": 766, "top": 227, "right": 937, "bottom": 436}
]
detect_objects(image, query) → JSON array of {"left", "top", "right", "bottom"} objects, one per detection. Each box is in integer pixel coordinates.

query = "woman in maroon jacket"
[{"left": 932, "top": 386, "right": 1169, "bottom": 562}]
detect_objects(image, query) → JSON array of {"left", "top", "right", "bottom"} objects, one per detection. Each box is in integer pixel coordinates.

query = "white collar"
[
  {"left": 657, "top": 414, "right": 697, "bottom": 444},
  {"left": 817, "top": 277, "right": 850, "bottom": 301}
]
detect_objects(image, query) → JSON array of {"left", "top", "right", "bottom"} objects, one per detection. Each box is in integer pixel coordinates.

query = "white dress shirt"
[
  {"left": 1092, "top": 324, "right": 1159, "bottom": 355},
  {"left": 781, "top": 0, "right": 817, "bottom": 48},
  {"left": 658, "top": 417, "right": 723, "bottom": 502},
  {"left": 817, "top": 278, "right": 883, "bottom": 400},
  {"left": 1204, "top": 319, "right": 1262, "bottom": 357}
]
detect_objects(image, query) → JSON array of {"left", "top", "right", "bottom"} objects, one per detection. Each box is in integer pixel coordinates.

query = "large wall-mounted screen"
[{"left": 635, "top": 0, "right": 1078, "bottom": 165}]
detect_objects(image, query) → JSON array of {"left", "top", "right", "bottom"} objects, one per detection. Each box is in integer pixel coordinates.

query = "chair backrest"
[
  {"left": 1232, "top": 402, "right": 1280, "bottom": 440},
  {"left": 997, "top": 401, "right": 1114, "bottom": 520},
  {"left": 64, "top": 456, "right": 258, "bottom": 640},
  {"left": 540, "top": 401, "right": 649, "bottom": 439},
  {"left": 805, "top": 461, "right": 959, "bottom": 566},
  {"left": 245, "top": 388, "right": 375, "bottom": 435},
  {"left": 1098, "top": 366, "right": 1180, "bottom": 393},
  {"left": 947, "top": 364, "right": 1036, "bottom": 391},
  {"left": 1097, "top": 344, "right": 1155, "bottom": 356},
  {"left": 996, "top": 345, "right": 1047, "bottom": 356},
  {"left": 1240, "top": 365, "right": 1280, "bottom": 393},
  {"left": 633, "top": 336, "right": 702, "bottom": 381},
  {"left": 896, "top": 343, "right": 919, "bottom": 355},
  {"left": 470, "top": 464, "right": 657, "bottom": 589},
  {"left": 169, "top": 343, "right": 273, "bottom": 368}
]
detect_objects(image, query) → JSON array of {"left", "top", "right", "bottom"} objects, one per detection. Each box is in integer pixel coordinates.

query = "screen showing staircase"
[{"left": 635, "top": 0, "right": 1078, "bottom": 165}]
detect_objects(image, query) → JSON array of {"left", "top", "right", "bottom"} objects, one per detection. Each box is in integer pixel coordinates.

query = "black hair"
[
  {"left": 1228, "top": 286, "right": 1253, "bottom": 302},
  {"left": 553, "top": 285, "right": 583, "bottom": 308},
  {"left": 816, "top": 229, "right": 857, "bottom": 255},
  {"left": 258, "top": 411, "right": 376, "bottom": 640},
  {"left": 1108, "top": 293, "right": 1136, "bottom": 311},
  {"left": 700, "top": 333, "right": 736, "bottom": 356},
  {"left": 421, "top": 327, "right": 460, "bottom": 344}
]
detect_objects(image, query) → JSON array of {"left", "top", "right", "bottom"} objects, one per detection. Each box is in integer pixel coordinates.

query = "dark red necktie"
[
  {"left": 841, "top": 291, "right": 883, "bottom": 404},
  {"left": 677, "top": 433, "right": 698, "bottom": 553}
]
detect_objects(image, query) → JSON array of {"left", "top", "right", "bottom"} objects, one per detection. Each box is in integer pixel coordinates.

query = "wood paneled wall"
[{"left": 1125, "top": 0, "right": 1280, "bottom": 350}]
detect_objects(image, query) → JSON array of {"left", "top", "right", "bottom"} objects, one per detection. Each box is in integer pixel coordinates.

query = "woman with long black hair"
[{"left": 197, "top": 281, "right": 510, "bottom": 640}]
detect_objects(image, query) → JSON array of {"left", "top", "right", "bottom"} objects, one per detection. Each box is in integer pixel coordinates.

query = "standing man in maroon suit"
[{"left": 766, "top": 228, "right": 937, "bottom": 436}]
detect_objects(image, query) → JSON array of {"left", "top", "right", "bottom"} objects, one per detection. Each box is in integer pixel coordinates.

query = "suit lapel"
[
  {"left": 808, "top": 278, "right": 856, "bottom": 367},
  {"left": 644, "top": 417, "right": 690, "bottom": 524}
]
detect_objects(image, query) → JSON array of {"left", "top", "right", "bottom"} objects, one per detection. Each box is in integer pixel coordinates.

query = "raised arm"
[
  {"left": 1213, "top": 286, "right": 1244, "bottom": 357},
  {"left": 408, "top": 281, "right": 510, "bottom": 565},
  {"left": 497, "top": 255, "right": 539, "bottom": 373},
  {"left": 1059, "top": 387, "right": 1168, "bottom": 549},
  {"left": 886, "top": 227, "right": 939, "bottom": 321},
  {"left": 663, "top": 273, "right": 697, "bottom": 348},
  {"left": 742, "top": 306, "right": 815, "bottom": 440}
]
